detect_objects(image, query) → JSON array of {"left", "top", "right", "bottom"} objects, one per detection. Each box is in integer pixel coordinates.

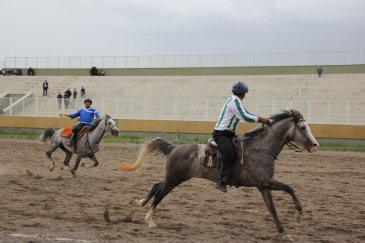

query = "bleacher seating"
[{"left": 0, "top": 73, "right": 364, "bottom": 124}]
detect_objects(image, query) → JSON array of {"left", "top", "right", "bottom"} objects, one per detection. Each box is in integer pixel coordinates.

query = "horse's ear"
[{"left": 105, "top": 114, "right": 111, "bottom": 119}]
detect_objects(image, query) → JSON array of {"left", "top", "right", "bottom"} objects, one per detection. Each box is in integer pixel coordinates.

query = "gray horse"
[
  {"left": 40, "top": 115, "right": 119, "bottom": 177},
  {"left": 107, "top": 110, "right": 319, "bottom": 240}
]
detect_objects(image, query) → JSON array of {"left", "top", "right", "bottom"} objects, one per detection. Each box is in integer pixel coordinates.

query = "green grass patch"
[
  {"left": 0, "top": 129, "right": 364, "bottom": 152},
  {"left": 313, "top": 138, "right": 365, "bottom": 152}
]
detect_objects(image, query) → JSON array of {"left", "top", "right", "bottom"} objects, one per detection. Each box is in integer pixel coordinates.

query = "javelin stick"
[{"left": 52, "top": 111, "right": 69, "bottom": 118}]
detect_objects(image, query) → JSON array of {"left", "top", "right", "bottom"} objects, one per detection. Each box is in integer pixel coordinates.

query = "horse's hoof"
[
  {"left": 129, "top": 198, "right": 139, "bottom": 206},
  {"left": 87, "top": 164, "right": 98, "bottom": 169},
  {"left": 63, "top": 166, "right": 70, "bottom": 171},
  {"left": 148, "top": 220, "right": 157, "bottom": 228},
  {"left": 282, "top": 233, "right": 294, "bottom": 242},
  {"left": 70, "top": 170, "right": 76, "bottom": 178},
  {"left": 49, "top": 164, "right": 55, "bottom": 172}
]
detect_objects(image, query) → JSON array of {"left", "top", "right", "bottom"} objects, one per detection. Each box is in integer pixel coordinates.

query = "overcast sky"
[{"left": 1, "top": 0, "right": 365, "bottom": 58}]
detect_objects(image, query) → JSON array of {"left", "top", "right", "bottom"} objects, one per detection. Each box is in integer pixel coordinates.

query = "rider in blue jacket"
[{"left": 62, "top": 98, "right": 101, "bottom": 146}]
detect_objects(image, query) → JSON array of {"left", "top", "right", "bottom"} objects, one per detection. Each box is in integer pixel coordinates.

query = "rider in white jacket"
[{"left": 213, "top": 81, "right": 271, "bottom": 193}]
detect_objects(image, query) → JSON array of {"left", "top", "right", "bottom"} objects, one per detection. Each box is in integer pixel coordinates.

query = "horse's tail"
[
  {"left": 40, "top": 128, "right": 55, "bottom": 142},
  {"left": 118, "top": 137, "right": 177, "bottom": 172}
]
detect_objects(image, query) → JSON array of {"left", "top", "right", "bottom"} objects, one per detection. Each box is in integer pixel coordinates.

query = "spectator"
[
  {"left": 316, "top": 65, "right": 324, "bottom": 77},
  {"left": 73, "top": 88, "right": 77, "bottom": 100},
  {"left": 43, "top": 80, "right": 49, "bottom": 96},
  {"left": 12, "top": 69, "right": 18, "bottom": 76},
  {"left": 27, "top": 67, "right": 34, "bottom": 76},
  {"left": 57, "top": 92, "right": 63, "bottom": 109},
  {"left": 90, "top": 66, "right": 98, "bottom": 76},
  {"left": 80, "top": 86, "right": 86, "bottom": 98},
  {"left": 64, "top": 88, "right": 72, "bottom": 109}
]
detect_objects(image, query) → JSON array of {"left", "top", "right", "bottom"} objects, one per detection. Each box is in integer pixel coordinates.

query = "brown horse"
[{"left": 107, "top": 110, "right": 319, "bottom": 240}]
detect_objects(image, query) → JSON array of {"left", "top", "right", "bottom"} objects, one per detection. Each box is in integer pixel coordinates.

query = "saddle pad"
[
  {"left": 60, "top": 128, "right": 72, "bottom": 138},
  {"left": 60, "top": 127, "right": 87, "bottom": 138}
]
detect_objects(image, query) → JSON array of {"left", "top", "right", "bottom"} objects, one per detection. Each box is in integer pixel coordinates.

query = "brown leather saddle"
[{"left": 199, "top": 137, "right": 244, "bottom": 187}]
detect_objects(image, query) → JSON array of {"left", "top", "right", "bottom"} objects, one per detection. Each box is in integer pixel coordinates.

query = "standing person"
[
  {"left": 73, "top": 88, "right": 77, "bottom": 100},
  {"left": 42, "top": 80, "right": 49, "bottom": 96},
  {"left": 61, "top": 98, "right": 101, "bottom": 146},
  {"left": 27, "top": 67, "right": 34, "bottom": 76},
  {"left": 57, "top": 92, "right": 63, "bottom": 109},
  {"left": 90, "top": 66, "right": 98, "bottom": 76},
  {"left": 213, "top": 81, "right": 271, "bottom": 193},
  {"left": 80, "top": 86, "right": 86, "bottom": 98},
  {"left": 316, "top": 65, "right": 324, "bottom": 77},
  {"left": 64, "top": 88, "right": 71, "bottom": 109}
]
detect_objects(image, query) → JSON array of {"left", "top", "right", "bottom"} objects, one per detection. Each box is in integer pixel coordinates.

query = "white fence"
[
  {"left": 2, "top": 50, "right": 365, "bottom": 69},
  {"left": 0, "top": 97, "right": 364, "bottom": 125}
]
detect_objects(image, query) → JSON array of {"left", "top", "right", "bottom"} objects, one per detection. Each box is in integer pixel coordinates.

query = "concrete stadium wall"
[
  {"left": 0, "top": 117, "right": 364, "bottom": 139},
  {"left": 19, "top": 64, "right": 365, "bottom": 76}
]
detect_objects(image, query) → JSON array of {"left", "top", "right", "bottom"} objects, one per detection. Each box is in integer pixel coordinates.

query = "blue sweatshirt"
[{"left": 69, "top": 108, "right": 101, "bottom": 127}]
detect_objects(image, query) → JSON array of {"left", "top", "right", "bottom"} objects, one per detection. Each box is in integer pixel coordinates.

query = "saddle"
[
  {"left": 198, "top": 137, "right": 244, "bottom": 187},
  {"left": 60, "top": 126, "right": 88, "bottom": 139}
]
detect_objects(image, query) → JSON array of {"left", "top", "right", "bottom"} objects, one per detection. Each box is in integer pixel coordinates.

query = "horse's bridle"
[
  {"left": 86, "top": 118, "right": 115, "bottom": 153},
  {"left": 104, "top": 118, "right": 116, "bottom": 131},
  {"left": 269, "top": 118, "right": 304, "bottom": 153}
]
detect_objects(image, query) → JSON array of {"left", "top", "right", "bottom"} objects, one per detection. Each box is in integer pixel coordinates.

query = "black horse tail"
[
  {"left": 118, "top": 137, "right": 177, "bottom": 172},
  {"left": 40, "top": 128, "right": 55, "bottom": 142}
]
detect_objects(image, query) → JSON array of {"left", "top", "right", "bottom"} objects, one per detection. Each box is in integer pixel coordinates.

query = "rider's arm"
[
  {"left": 94, "top": 111, "right": 101, "bottom": 119},
  {"left": 230, "top": 98, "right": 258, "bottom": 123},
  {"left": 66, "top": 110, "right": 81, "bottom": 119}
]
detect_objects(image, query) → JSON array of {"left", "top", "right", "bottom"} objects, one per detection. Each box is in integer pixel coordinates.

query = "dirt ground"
[{"left": 0, "top": 139, "right": 364, "bottom": 243}]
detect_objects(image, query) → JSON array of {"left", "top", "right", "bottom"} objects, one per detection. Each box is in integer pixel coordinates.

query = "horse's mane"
[
  {"left": 88, "top": 114, "right": 112, "bottom": 132},
  {"left": 270, "top": 109, "right": 304, "bottom": 124},
  {"left": 243, "top": 109, "right": 303, "bottom": 139}
]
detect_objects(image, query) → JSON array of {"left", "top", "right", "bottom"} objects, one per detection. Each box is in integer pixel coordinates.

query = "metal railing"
[
  {"left": 0, "top": 97, "right": 364, "bottom": 125},
  {"left": 3, "top": 50, "right": 365, "bottom": 69}
]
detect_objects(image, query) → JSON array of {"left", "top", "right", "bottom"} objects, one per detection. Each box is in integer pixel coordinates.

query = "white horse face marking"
[
  {"left": 106, "top": 118, "right": 119, "bottom": 136},
  {"left": 290, "top": 120, "right": 319, "bottom": 153}
]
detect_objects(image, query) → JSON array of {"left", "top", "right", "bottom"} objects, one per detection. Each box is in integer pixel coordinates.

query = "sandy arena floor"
[{"left": 0, "top": 139, "right": 364, "bottom": 242}]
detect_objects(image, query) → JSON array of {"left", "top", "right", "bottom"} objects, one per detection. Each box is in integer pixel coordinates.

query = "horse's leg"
[
  {"left": 45, "top": 146, "right": 59, "bottom": 171},
  {"left": 145, "top": 182, "right": 177, "bottom": 227},
  {"left": 262, "top": 180, "right": 302, "bottom": 212},
  {"left": 259, "top": 189, "right": 293, "bottom": 241},
  {"left": 87, "top": 154, "right": 99, "bottom": 168},
  {"left": 59, "top": 144, "right": 72, "bottom": 170},
  {"left": 125, "top": 182, "right": 163, "bottom": 221},
  {"left": 70, "top": 155, "right": 82, "bottom": 178}
]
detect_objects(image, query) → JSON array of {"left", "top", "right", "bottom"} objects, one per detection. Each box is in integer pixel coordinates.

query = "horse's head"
[
  {"left": 283, "top": 110, "right": 319, "bottom": 153},
  {"left": 103, "top": 115, "right": 119, "bottom": 136}
]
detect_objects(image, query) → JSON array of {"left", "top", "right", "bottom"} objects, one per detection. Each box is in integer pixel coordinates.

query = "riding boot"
[
  {"left": 67, "top": 133, "right": 77, "bottom": 146},
  {"left": 216, "top": 163, "right": 228, "bottom": 193}
]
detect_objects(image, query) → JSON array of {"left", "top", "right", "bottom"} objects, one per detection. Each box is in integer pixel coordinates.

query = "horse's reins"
[
  {"left": 268, "top": 118, "right": 304, "bottom": 153},
  {"left": 86, "top": 118, "right": 111, "bottom": 154}
]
